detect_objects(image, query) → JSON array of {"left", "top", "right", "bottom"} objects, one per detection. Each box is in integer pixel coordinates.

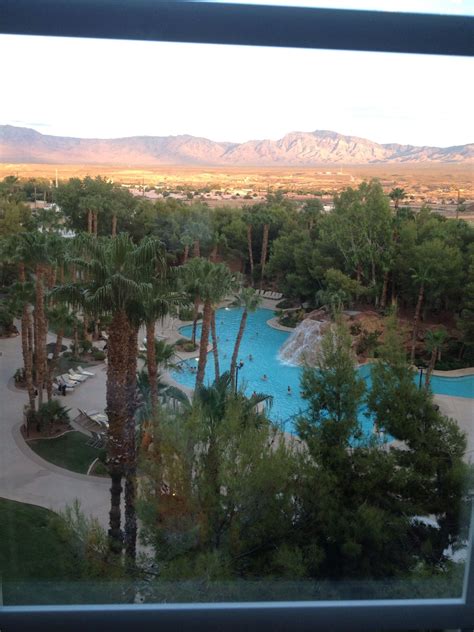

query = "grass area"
[
  {"left": 0, "top": 498, "right": 128, "bottom": 605},
  {"left": 28, "top": 431, "right": 103, "bottom": 475},
  {"left": 0, "top": 498, "right": 81, "bottom": 604}
]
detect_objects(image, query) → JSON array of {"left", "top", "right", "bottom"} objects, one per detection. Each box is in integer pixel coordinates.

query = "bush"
[
  {"left": 0, "top": 304, "right": 15, "bottom": 336},
  {"left": 80, "top": 339, "right": 93, "bottom": 354},
  {"left": 14, "top": 367, "right": 26, "bottom": 385},
  {"left": 276, "top": 309, "right": 304, "bottom": 329},
  {"left": 92, "top": 350, "right": 106, "bottom": 361},
  {"left": 356, "top": 329, "right": 382, "bottom": 356},
  {"left": 176, "top": 338, "right": 198, "bottom": 352},
  {"left": 34, "top": 400, "right": 71, "bottom": 434}
]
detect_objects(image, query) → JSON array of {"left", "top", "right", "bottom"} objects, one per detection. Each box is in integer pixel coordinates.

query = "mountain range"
[{"left": 1, "top": 125, "right": 472, "bottom": 166}]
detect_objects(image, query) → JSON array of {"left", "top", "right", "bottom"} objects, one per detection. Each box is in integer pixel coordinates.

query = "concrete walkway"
[{"left": 0, "top": 331, "right": 110, "bottom": 526}]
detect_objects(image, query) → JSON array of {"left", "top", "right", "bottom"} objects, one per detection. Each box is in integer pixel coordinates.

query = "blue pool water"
[{"left": 172, "top": 307, "right": 474, "bottom": 432}]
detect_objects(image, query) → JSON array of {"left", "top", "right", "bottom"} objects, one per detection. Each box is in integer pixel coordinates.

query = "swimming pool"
[{"left": 172, "top": 307, "right": 474, "bottom": 431}]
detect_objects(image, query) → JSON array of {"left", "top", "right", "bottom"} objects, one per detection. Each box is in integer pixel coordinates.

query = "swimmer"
[
  {"left": 248, "top": 354, "right": 253, "bottom": 361},
  {"left": 238, "top": 360, "right": 244, "bottom": 369},
  {"left": 262, "top": 374, "right": 268, "bottom": 381},
  {"left": 287, "top": 385, "right": 292, "bottom": 395}
]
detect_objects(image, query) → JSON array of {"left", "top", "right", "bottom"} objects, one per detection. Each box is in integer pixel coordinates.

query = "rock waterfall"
[{"left": 278, "top": 319, "right": 325, "bottom": 366}]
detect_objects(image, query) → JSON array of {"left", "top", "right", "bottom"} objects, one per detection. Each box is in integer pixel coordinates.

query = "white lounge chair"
[
  {"left": 61, "top": 374, "right": 79, "bottom": 386},
  {"left": 68, "top": 369, "right": 88, "bottom": 382},
  {"left": 77, "top": 366, "right": 95, "bottom": 377}
]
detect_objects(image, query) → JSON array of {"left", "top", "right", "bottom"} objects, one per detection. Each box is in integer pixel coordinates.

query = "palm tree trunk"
[
  {"left": 260, "top": 223, "right": 269, "bottom": 287},
  {"left": 380, "top": 271, "right": 389, "bottom": 310},
  {"left": 73, "top": 324, "right": 79, "bottom": 357},
  {"left": 35, "top": 264, "right": 47, "bottom": 407},
  {"left": 183, "top": 243, "right": 189, "bottom": 264},
  {"left": 146, "top": 320, "right": 158, "bottom": 416},
  {"left": 210, "top": 244, "right": 218, "bottom": 262},
  {"left": 46, "top": 329, "right": 63, "bottom": 401},
  {"left": 124, "top": 323, "right": 139, "bottom": 563},
  {"left": 210, "top": 310, "right": 220, "bottom": 380},
  {"left": 230, "top": 309, "right": 247, "bottom": 384},
  {"left": 193, "top": 240, "right": 200, "bottom": 258},
  {"left": 247, "top": 224, "right": 254, "bottom": 281},
  {"left": 196, "top": 300, "right": 212, "bottom": 387},
  {"left": 87, "top": 209, "right": 93, "bottom": 233},
  {"left": 112, "top": 213, "right": 117, "bottom": 237},
  {"left": 191, "top": 297, "right": 200, "bottom": 346},
  {"left": 18, "top": 264, "right": 36, "bottom": 411},
  {"left": 410, "top": 282, "right": 425, "bottom": 364},
  {"left": 105, "top": 309, "right": 130, "bottom": 553},
  {"left": 425, "top": 346, "right": 437, "bottom": 389},
  {"left": 94, "top": 212, "right": 98, "bottom": 237},
  {"left": 83, "top": 312, "right": 92, "bottom": 342},
  {"left": 22, "top": 306, "right": 36, "bottom": 411}
]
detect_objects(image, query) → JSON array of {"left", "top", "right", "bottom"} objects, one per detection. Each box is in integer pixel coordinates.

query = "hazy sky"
[{"left": 1, "top": 0, "right": 473, "bottom": 147}]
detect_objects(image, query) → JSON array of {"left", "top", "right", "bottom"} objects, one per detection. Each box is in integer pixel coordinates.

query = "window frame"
[{"left": 0, "top": 2, "right": 473, "bottom": 630}]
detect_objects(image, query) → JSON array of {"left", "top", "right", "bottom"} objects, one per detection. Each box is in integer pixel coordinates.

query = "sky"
[{"left": 1, "top": 0, "right": 473, "bottom": 148}]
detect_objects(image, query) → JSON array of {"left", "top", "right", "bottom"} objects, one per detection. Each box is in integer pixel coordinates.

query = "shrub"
[
  {"left": 350, "top": 322, "right": 362, "bottom": 336},
  {"left": 179, "top": 306, "right": 195, "bottom": 321},
  {"left": 92, "top": 350, "right": 106, "bottom": 361},
  {"left": 80, "top": 339, "right": 93, "bottom": 354},
  {"left": 35, "top": 400, "right": 71, "bottom": 433},
  {"left": 276, "top": 309, "right": 304, "bottom": 329},
  {"left": 14, "top": 367, "right": 26, "bottom": 385},
  {"left": 356, "top": 329, "right": 382, "bottom": 356},
  {"left": 0, "top": 305, "right": 15, "bottom": 335}
]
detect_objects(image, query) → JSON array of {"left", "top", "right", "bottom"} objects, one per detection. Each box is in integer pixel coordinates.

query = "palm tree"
[
  {"left": 193, "top": 371, "right": 271, "bottom": 545},
  {"left": 258, "top": 208, "right": 273, "bottom": 289},
  {"left": 17, "top": 233, "right": 52, "bottom": 406},
  {"left": 389, "top": 187, "right": 406, "bottom": 210},
  {"left": 194, "top": 261, "right": 234, "bottom": 387},
  {"left": 424, "top": 329, "right": 448, "bottom": 389},
  {"left": 53, "top": 233, "right": 162, "bottom": 554},
  {"left": 45, "top": 304, "right": 76, "bottom": 401},
  {"left": 1, "top": 236, "right": 36, "bottom": 411},
  {"left": 243, "top": 210, "right": 255, "bottom": 281},
  {"left": 9, "top": 271, "right": 36, "bottom": 411},
  {"left": 229, "top": 287, "right": 261, "bottom": 385}
]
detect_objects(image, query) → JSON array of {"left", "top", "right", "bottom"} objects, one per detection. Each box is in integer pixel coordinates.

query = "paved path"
[{"left": 0, "top": 331, "right": 110, "bottom": 526}]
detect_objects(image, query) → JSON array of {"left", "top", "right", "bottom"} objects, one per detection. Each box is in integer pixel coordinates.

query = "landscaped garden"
[{"left": 1, "top": 173, "right": 473, "bottom": 602}]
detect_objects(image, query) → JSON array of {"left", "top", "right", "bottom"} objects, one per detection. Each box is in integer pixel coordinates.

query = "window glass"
[{"left": 0, "top": 33, "right": 473, "bottom": 607}]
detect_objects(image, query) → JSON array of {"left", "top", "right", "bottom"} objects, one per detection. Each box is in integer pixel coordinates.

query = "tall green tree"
[
  {"left": 54, "top": 233, "right": 162, "bottom": 554},
  {"left": 229, "top": 287, "right": 261, "bottom": 384}
]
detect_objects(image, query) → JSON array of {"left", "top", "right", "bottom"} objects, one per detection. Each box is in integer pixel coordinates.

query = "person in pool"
[
  {"left": 248, "top": 354, "right": 253, "bottom": 361},
  {"left": 287, "top": 385, "right": 292, "bottom": 395},
  {"left": 262, "top": 374, "right": 268, "bottom": 381}
]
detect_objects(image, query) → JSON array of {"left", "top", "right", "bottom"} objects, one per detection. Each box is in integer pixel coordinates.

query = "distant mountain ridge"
[{"left": 0, "top": 125, "right": 472, "bottom": 166}]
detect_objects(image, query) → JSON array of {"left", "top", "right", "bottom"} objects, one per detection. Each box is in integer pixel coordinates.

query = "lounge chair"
[
  {"left": 61, "top": 374, "right": 80, "bottom": 387},
  {"left": 77, "top": 366, "right": 95, "bottom": 377},
  {"left": 57, "top": 377, "right": 75, "bottom": 391},
  {"left": 90, "top": 413, "right": 109, "bottom": 429},
  {"left": 68, "top": 369, "right": 88, "bottom": 382},
  {"left": 87, "top": 431, "right": 104, "bottom": 448},
  {"left": 100, "top": 331, "right": 109, "bottom": 340}
]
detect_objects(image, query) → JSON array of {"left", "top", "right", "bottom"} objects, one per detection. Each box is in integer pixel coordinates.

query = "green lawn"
[
  {"left": 28, "top": 431, "right": 104, "bottom": 475},
  {"left": 0, "top": 498, "right": 81, "bottom": 604},
  {"left": 0, "top": 498, "right": 128, "bottom": 605}
]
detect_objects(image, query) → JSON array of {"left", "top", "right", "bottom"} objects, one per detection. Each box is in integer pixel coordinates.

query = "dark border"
[
  {"left": 1, "top": 2, "right": 474, "bottom": 630},
  {"left": 0, "top": 0, "right": 473, "bottom": 56}
]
